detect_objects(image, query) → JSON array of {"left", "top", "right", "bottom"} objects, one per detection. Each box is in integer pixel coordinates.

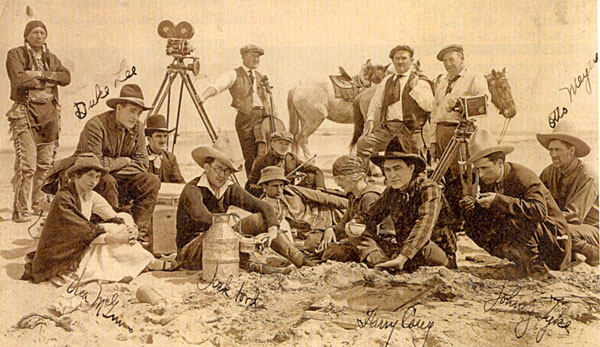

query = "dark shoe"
[
  {"left": 580, "top": 244, "right": 599, "bottom": 266},
  {"left": 12, "top": 211, "right": 31, "bottom": 223},
  {"left": 446, "top": 253, "right": 458, "bottom": 269},
  {"left": 527, "top": 261, "right": 552, "bottom": 281}
]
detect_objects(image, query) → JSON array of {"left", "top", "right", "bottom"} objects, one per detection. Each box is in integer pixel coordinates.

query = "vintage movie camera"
[
  {"left": 452, "top": 95, "right": 488, "bottom": 121},
  {"left": 157, "top": 20, "right": 200, "bottom": 75}
]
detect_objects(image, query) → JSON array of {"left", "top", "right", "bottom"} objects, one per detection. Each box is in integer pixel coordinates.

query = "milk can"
[{"left": 202, "top": 213, "right": 241, "bottom": 282}]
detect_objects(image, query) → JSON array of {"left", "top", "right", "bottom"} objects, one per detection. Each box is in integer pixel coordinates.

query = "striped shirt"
[{"left": 354, "top": 176, "right": 442, "bottom": 259}]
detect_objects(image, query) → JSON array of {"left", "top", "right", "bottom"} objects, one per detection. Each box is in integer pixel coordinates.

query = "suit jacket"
[
  {"left": 74, "top": 110, "right": 149, "bottom": 174},
  {"left": 148, "top": 149, "right": 185, "bottom": 183},
  {"left": 466, "top": 162, "right": 571, "bottom": 270}
]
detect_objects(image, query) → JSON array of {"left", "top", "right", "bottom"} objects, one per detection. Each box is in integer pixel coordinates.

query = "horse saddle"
[{"left": 329, "top": 66, "right": 366, "bottom": 101}]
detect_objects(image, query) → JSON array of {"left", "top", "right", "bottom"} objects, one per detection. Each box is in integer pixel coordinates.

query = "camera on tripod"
[
  {"left": 157, "top": 20, "right": 200, "bottom": 75},
  {"left": 452, "top": 95, "right": 488, "bottom": 121}
]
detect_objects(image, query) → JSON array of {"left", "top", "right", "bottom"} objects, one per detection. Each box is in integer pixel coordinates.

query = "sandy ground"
[{"left": 0, "top": 129, "right": 598, "bottom": 346}]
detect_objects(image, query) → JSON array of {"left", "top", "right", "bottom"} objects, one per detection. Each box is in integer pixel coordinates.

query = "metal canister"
[{"left": 202, "top": 213, "right": 240, "bottom": 282}]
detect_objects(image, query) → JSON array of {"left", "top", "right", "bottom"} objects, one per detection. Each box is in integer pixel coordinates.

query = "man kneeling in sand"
[{"left": 175, "top": 141, "right": 313, "bottom": 270}]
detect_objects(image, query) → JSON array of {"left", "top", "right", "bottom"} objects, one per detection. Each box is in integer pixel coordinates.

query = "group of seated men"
[{"left": 40, "top": 65, "right": 597, "bottom": 279}]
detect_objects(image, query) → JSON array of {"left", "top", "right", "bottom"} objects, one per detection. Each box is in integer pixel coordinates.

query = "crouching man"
[
  {"left": 175, "top": 141, "right": 313, "bottom": 270},
  {"left": 460, "top": 130, "right": 572, "bottom": 280},
  {"left": 348, "top": 137, "right": 455, "bottom": 271}
]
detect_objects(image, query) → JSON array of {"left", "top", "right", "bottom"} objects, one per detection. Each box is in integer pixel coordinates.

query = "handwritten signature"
[
  {"left": 73, "top": 64, "right": 137, "bottom": 119},
  {"left": 559, "top": 53, "right": 598, "bottom": 102},
  {"left": 65, "top": 269, "right": 134, "bottom": 333},
  {"left": 547, "top": 106, "right": 568, "bottom": 128},
  {"left": 196, "top": 263, "right": 261, "bottom": 308},
  {"left": 483, "top": 284, "right": 571, "bottom": 343},
  {"left": 356, "top": 306, "right": 434, "bottom": 347}
]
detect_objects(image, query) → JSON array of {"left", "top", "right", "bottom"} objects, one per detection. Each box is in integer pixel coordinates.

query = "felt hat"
[
  {"left": 145, "top": 114, "right": 175, "bottom": 136},
  {"left": 271, "top": 130, "right": 293, "bottom": 142},
  {"left": 389, "top": 45, "right": 414, "bottom": 59},
  {"left": 536, "top": 120, "right": 590, "bottom": 158},
  {"left": 437, "top": 44, "right": 464, "bottom": 61},
  {"left": 240, "top": 44, "right": 264, "bottom": 56},
  {"left": 466, "top": 129, "right": 514, "bottom": 165},
  {"left": 65, "top": 153, "right": 108, "bottom": 178},
  {"left": 24, "top": 20, "right": 47, "bottom": 38},
  {"left": 257, "top": 166, "right": 289, "bottom": 186},
  {"left": 106, "top": 84, "right": 152, "bottom": 110},
  {"left": 332, "top": 155, "right": 367, "bottom": 176},
  {"left": 191, "top": 138, "right": 242, "bottom": 172},
  {"left": 370, "top": 137, "right": 426, "bottom": 174}
]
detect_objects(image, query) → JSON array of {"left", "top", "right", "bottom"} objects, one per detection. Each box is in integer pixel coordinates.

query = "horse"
[
  {"left": 349, "top": 67, "right": 517, "bottom": 149},
  {"left": 287, "top": 60, "right": 390, "bottom": 159}
]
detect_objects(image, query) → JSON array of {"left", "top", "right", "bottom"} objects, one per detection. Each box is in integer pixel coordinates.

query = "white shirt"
[
  {"left": 366, "top": 69, "right": 434, "bottom": 123},
  {"left": 209, "top": 66, "right": 264, "bottom": 108},
  {"left": 77, "top": 190, "right": 118, "bottom": 244},
  {"left": 197, "top": 172, "right": 231, "bottom": 199}
]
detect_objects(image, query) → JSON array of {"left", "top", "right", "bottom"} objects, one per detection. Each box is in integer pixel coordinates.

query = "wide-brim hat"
[
  {"left": 437, "top": 44, "right": 464, "bottom": 61},
  {"left": 191, "top": 138, "right": 242, "bottom": 172},
  {"left": 370, "top": 136, "right": 426, "bottom": 174},
  {"left": 65, "top": 153, "right": 108, "bottom": 177},
  {"left": 145, "top": 114, "right": 175, "bottom": 135},
  {"left": 240, "top": 44, "right": 264, "bottom": 56},
  {"left": 466, "top": 129, "right": 514, "bottom": 165},
  {"left": 536, "top": 120, "right": 590, "bottom": 158},
  {"left": 106, "top": 84, "right": 152, "bottom": 110},
  {"left": 257, "top": 166, "right": 289, "bottom": 186}
]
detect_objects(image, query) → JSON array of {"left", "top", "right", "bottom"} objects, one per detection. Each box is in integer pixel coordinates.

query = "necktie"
[
  {"left": 445, "top": 75, "right": 460, "bottom": 95},
  {"left": 248, "top": 71, "right": 255, "bottom": 89}
]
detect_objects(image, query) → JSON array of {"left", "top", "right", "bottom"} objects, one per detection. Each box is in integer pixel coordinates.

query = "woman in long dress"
[{"left": 23, "top": 153, "right": 169, "bottom": 285}]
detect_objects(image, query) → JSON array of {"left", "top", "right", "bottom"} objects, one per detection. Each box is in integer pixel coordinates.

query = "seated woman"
[{"left": 23, "top": 153, "right": 169, "bottom": 285}]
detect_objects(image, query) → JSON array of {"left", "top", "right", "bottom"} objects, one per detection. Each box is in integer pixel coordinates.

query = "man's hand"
[
  {"left": 363, "top": 120, "right": 374, "bottom": 136},
  {"left": 476, "top": 192, "right": 496, "bottom": 209},
  {"left": 317, "top": 227, "right": 336, "bottom": 252},
  {"left": 445, "top": 97, "right": 457, "bottom": 113},
  {"left": 257, "top": 226, "right": 279, "bottom": 248},
  {"left": 459, "top": 196, "right": 476, "bottom": 213},
  {"left": 375, "top": 254, "right": 408, "bottom": 271}
]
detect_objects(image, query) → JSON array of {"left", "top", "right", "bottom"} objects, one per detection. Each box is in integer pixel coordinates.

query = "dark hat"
[
  {"left": 332, "top": 155, "right": 367, "bottom": 176},
  {"left": 536, "top": 120, "right": 590, "bottom": 158},
  {"left": 257, "top": 166, "right": 289, "bottom": 186},
  {"left": 466, "top": 130, "right": 514, "bottom": 165},
  {"left": 192, "top": 138, "right": 242, "bottom": 172},
  {"left": 240, "top": 44, "right": 264, "bottom": 56},
  {"left": 106, "top": 84, "right": 152, "bottom": 110},
  {"left": 389, "top": 45, "right": 414, "bottom": 59},
  {"left": 24, "top": 20, "right": 47, "bottom": 38},
  {"left": 370, "top": 137, "right": 426, "bottom": 174},
  {"left": 271, "top": 130, "right": 293, "bottom": 142},
  {"left": 437, "top": 44, "right": 464, "bottom": 61},
  {"left": 65, "top": 153, "right": 108, "bottom": 178},
  {"left": 145, "top": 114, "right": 175, "bottom": 136}
]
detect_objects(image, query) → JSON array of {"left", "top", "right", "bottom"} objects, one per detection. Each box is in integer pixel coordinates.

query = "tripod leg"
[
  {"left": 171, "top": 79, "right": 185, "bottom": 153},
  {"left": 150, "top": 72, "right": 178, "bottom": 118},
  {"left": 181, "top": 72, "right": 218, "bottom": 141}
]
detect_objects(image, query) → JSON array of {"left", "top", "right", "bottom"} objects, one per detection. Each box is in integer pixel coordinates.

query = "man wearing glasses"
[{"left": 175, "top": 140, "right": 313, "bottom": 270}]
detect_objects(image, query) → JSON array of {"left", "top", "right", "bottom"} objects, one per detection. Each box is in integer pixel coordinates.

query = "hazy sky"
[{"left": 0, "top": 0, "right": 597, "bottom": 148}]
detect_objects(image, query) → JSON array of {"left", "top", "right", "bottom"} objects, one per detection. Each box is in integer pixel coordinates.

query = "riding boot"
[{"left": 270, "top": 233, "right": 314, "bottom": 268}]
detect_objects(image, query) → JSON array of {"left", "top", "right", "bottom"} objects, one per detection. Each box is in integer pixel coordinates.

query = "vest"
[
  {"left": 229, "top": 67, "right": 270, "bottom": 116},
  {"left": 380, "top": 72, "right": 431, "bottom": 132}
]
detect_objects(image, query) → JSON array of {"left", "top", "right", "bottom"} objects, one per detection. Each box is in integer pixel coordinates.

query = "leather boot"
[
  {"left": 580, "top": 244, "right": 599, "bottom": 266},
  {"left": 271, "top": 232, "right": 314, "bottom": 268}
]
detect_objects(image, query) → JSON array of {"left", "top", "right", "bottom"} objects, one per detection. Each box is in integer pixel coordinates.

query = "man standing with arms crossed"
[{"left": 199, "top": 44, "right": 273, "bottom": 176}]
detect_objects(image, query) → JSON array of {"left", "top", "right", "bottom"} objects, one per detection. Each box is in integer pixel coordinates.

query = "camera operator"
[{"left": 198, "top": 44, "right": 275, "bottom": 176}]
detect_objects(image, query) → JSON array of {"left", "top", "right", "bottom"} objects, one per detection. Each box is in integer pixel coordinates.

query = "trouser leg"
[
  {"left": 348, "top": 234, "right": 389, "bottom": 267},
  {"left": 94, "top": 173, "right": 119, "bottom": 208},
  {"left": 10, "top": 117, "right": 36, "bottom": 217},
  {"left": 31, "top": 141, "right": 55, "bottom": 213},
  {"left": 570, "top": 223, "right": 599, "bottom": 265},
  {"left": 114, "top": 172, "right": 161, "bottom": 234},
  {"left": 404, "top": 242, "right": 449, "bottom": 272},
  {"left": 235, "top": 111, "right": 259, "bottom": 176},
  {"left": 356, "top": 125, "right": 395, "bottom": 158}
]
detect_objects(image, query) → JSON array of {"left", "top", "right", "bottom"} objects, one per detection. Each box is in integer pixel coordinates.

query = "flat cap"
[
  {"left": 240, "top": 44, "right": 264, "bottom": 56},
  {"left": 271, "top": 130, "right": 293, "bottom": 142},
  {"left": 389, "top": 45, "right": 414, "bottom": 59},
  {"left": 437, "top": 44, "right": 463, "bottom": 61}
]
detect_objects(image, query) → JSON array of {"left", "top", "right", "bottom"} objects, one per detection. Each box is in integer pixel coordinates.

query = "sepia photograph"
[{"left": 0, "top": 0, "right": 597, "bottom": 345}]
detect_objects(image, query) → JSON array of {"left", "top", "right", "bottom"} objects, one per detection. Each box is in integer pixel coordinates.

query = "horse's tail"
[
  {"left": 349, "top": 96, "right": 365, "bottom": 149},
  {"left": 287, "top": 87, "right": 300, "bottom": 139}
]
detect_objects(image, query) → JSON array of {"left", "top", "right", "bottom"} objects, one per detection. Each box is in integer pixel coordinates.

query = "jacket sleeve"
[
  {"left": 245, "top": 156, "right": 265, "bottom": 197},
  {"left": 6, "top": 49, "right": 41, "bottom": 90},
  {"left": 169, "top": 153, "right": 186, "bottom": 183},
  {"left": 79, "top": 119, "right": 130, "bottom": 172},
  {"left": 354, "top": 188, "right": 391, "bottom": 232},
  {"left": 43, "top": 53, "right": 71, "bottom": 86},
  {"left": 116, "top": 125, "right": 149, "bottom": 174},
  {"left": 564, "top": 176, "right": 598, "bottom": 224},
  {"left": 180, "top": 186, "right": 213, "bottom": 231},
  {"left": 491, "top": 180, "right": 548, "bottom": 224},
  {"left": 228, "top": 185, "right": 279, "bottom": 228}
]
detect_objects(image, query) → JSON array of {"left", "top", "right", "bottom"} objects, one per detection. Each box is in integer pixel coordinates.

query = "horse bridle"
[{"left": 491, "top": 76, "right": 514, "bottom": 116}]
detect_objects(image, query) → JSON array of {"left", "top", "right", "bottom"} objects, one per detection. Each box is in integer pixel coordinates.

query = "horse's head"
[
  {"left": 360, "top": 59, "right": 391, "bottom": 85},
  {"left": 485, "top": 68, "right": 516, "bottom": 119}
]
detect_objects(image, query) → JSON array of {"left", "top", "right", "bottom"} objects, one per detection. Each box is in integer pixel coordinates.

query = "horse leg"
[{"left": 294, "top": 98, "right": 327, "bottom": 160}]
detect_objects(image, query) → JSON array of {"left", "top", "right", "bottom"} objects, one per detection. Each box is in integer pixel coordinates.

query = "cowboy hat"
[
  {"left": 536, "top": 120, "right": 590, "bottom": 157},
  {"left": 466, "top": 129, "right": 514, "bottom": 165},
  {"left": 65, "top": 153, "right": 108, "bottom": 178},
  {"left": 191, "top": 138, "right": 242, "bottom": 172},
  {"left": 145, "top": 114, "right": 175, "bottom": 136},
  {"left": 437, "top": 44, "right": 464, "bottom": 61},
  {"left": 106, "top": 84, "right": 152, "bottom": 110},
  {"left": 257, "top": 166, "right": 289, "bottom": 186},
  {"left": 370, "top": 136, "right": 426, "bottom": 174}
]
